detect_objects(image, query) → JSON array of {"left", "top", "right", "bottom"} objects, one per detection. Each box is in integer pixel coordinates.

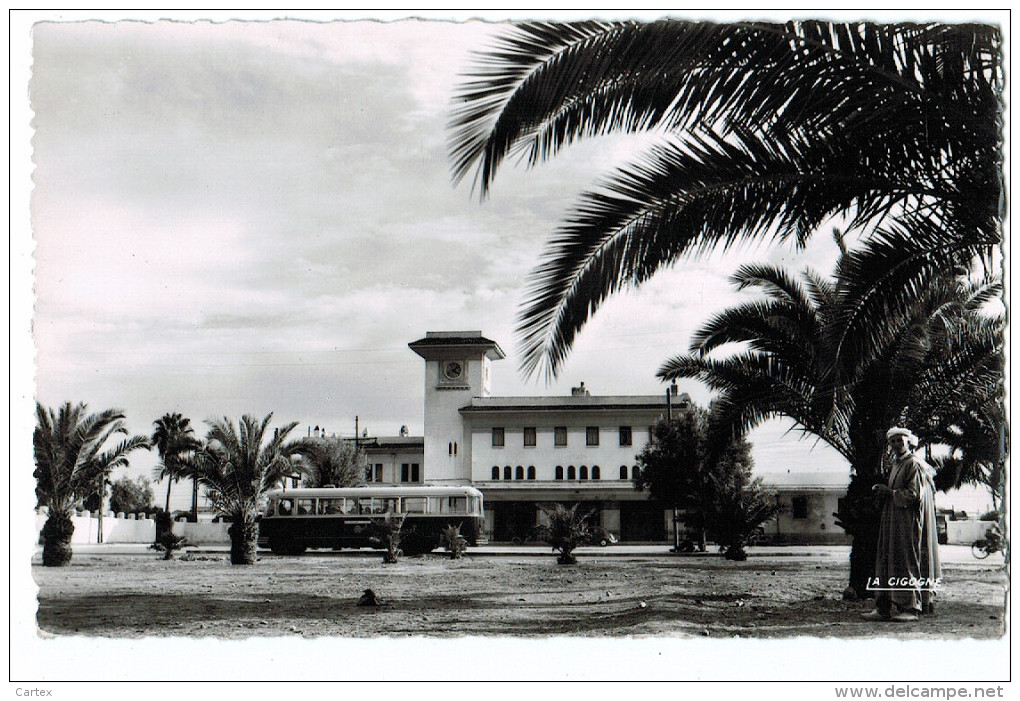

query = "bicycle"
[{"left": 971, "top": 528, "right": 1004, "bottom": 559}]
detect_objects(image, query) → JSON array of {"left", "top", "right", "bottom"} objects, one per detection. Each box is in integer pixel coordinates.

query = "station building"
[{"left": 351, "top": 330, "right": 849, "bottom": 545}]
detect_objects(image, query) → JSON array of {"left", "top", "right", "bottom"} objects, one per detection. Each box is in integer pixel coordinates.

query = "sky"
[{"left": 17, "top": 11, "right": 999, "bottom": 513}]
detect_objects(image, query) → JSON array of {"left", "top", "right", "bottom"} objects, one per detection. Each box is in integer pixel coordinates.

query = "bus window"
[
  {"left": 447, "top": 497, "right": 465, "bottom": 513},
  {"left": 403, "top": 497, "right": 427, "bottom": 513},
  {"left": 278, "top": 499, "right": 294, "bottom": 516},
  {"left": 296, "top": 498, "right": 315, "bottom": 515},
  {"left": 318, "top": 498, "right": 344, "bottom": 515},
  {"left": 380, "top": 498, "right": 398, "bottom": 513}
]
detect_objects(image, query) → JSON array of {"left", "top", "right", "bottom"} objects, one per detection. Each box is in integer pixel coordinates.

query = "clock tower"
[{"left": 408, "top": 331, "right": 505, "bottom": 483}]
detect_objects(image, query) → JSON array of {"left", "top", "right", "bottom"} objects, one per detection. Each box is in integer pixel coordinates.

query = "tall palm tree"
[
  {"left": 295, "top": 436, "right": 368, "bottom": 489},
  {"left": 193, "top": 414, "right": 304, "bottom": 565},
  {"left": 448, "top": 20, "right": 1002, "bottom": 380},
  {"left": 658, "top": 252, "right": 1004, "bottom": 595},
  {"left": 33, "top": 402, "right": 149, "bottom": 566},
  {"left": 151, "top": 413, "right": 200, "bottom": 517}
]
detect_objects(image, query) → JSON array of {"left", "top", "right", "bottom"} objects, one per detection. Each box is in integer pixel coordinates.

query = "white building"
[{"left": 347, "top": 329, "right": 854, "bottom": 544}]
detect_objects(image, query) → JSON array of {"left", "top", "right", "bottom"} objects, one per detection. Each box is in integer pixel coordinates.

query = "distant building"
[{"left": 310, "top": 330, "right": 849, "bottom": 544}]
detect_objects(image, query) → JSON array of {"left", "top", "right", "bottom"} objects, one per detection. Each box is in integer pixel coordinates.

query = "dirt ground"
[{"left": 32, "top": 549, "right": 1007, "bottom": 639}]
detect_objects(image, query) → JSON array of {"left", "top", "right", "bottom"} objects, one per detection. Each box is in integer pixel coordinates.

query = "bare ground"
[{"left": 32, "top": 549, "right": 1007, "bottom": 640}]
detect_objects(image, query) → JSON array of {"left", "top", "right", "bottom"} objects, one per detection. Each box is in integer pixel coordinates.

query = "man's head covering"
[{"left": 886, "top": 426, "right": 919, "bottom": 448}]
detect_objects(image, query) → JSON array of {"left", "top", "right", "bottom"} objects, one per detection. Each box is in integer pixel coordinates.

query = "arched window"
[
  {"left": 448, "top": 442, "right": 453, "bottom": 456},
  {"left": 491, "top": 466, "right": 499, "bottom": 480},
  {"left": 579, "top": 466, "right": 589, "bottom": 480},
  {"left": 515, "top": 466, "right": 525, "bottom": 480},
  {"left": 620, "top": 465, "right": 628, "bottom": 480},
  {"left": 555, "top": 465, "right": 564, "bottom": 480},
  {"left": 503, "top": 465, "right": 512, "bottom": 480},
  {"left": 632, "top": 465, "right": 642, "bottom": 481},
  {"left": 592, "top": 465, "right": 601, "bottom": 480},
  {"left": 567, "top": 465, "right": 576, "bottom": 480},
  {"left": 527, "top": 466, "right": 536, "bottom": 480}
]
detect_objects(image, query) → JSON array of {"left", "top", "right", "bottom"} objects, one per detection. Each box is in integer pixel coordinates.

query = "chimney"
[{"left": 571, "top": 381, "right": 591, "bottom": 397}]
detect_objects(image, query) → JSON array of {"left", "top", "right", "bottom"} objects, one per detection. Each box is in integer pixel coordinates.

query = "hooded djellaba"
[{"left": 862, "top": 427, "right": 942, "bottom": 622}]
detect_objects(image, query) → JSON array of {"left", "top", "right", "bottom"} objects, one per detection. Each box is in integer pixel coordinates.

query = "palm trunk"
[
  {"left": 41, "top": 510, "right": 75, "bottom": 567},
  {"left": 190, "top": 477, "right": 199, "bottom": 523},
  {"left": 165, "top": 480, "right": 173, "bottom": 514},
  {"left": 840, "top": 472, "right": 886, "bottom": 599},
  {"left": 228, "top": 517, "right": 258, "bottom": 565}
]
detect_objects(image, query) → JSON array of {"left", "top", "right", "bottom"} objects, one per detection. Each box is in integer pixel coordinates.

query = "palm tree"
[
  {"left": 151, "top": 413, "right": 200, "bottom": 517},
  {"left": 193, "top": 414, "right": 304, "bottom": 565},
  {"left": 448, "top": 20, "right": 1002, "bottom": 380},
  {"left": 33, "top": 402, "right": 149, "bottom": 566},
  {"left": 294, "top": 436, "right": 368, "bottom": 488},
  {"left": 658, "top": 252, "right": 1004, "bottom": 594}
]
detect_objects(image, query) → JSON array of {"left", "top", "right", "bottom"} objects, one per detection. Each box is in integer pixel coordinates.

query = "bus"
[{"left": 257, "top": 485, "right": 485, "bottom": 556}]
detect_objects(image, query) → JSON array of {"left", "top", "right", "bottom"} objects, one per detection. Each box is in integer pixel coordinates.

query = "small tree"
[
  {"left": 706, "top": 475, "right": 781, "bottom": 561},
  {"left": 295, "top": 436, "right": 368, "bottom": 488},
  {"left": 109, "top": 475, "right": 155, "bottom": 514},
  {"left": 539, "top": 503, "right": 593, "bottom": 565},
  {"left": 193, "top": 414, "right": 305, "bottom": 565},
  {"left": 151, "top": 529, "right": 188, "bottom": 560},
  {"left": 33, "top": 402, "right": 149, "bottom": 566},
  {"left": 440, "top": 523, "right": 468, "bottom": 559},
  {"left": 369, "top": 513, "right": 409, "bottom": 563}
]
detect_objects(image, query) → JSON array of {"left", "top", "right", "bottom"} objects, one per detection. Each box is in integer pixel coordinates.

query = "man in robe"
[{"left": 862, "top": 427, "right": 942, "bottom": 622}]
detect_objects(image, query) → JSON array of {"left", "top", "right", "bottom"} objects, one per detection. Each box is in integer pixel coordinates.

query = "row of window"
[
  {"left": 490, "top": 465, "right": 643, "bottom": 481},
  {"left": 365, "top": 463, "right": 420, "bottom": 483},
  {"left": 492, "top": 425, "right": 636, "bottom": 448}
]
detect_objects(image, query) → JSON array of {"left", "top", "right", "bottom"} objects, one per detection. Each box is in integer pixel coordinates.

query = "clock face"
[{"left": 443, "top": 361, "right": 464, "bottom": 380}]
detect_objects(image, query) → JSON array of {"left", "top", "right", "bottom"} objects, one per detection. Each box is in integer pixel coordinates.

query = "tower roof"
[{"left": 408, "top": 331, "right": 506, "bottom": 360}]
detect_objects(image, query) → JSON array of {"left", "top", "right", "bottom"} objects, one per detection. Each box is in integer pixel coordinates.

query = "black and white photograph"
[{"left": 10, "top": 9, "right": 1010, "bottom": 692}]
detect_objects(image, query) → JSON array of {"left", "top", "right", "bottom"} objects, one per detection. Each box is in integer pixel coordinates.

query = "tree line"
[{"left": 33, "top": 405, "right": 369, "bottom": 567}]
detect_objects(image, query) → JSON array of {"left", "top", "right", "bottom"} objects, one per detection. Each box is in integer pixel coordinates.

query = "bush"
[
  {"left": 539, "top": 503, "right": 594, "bottom": 565},
  {"left": 440, "top": 523, "right": 468, "bottom": 559},
  {"left": 151, "top": 531, "right": 188, "bottom": 560},
  {"left": 369, "top": 513, "right": 408, "bottom": 563}
]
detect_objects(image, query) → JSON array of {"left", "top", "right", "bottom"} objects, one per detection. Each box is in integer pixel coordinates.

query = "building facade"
[{"left": 348, "top": 330, "right": 849, "bottom": 544}]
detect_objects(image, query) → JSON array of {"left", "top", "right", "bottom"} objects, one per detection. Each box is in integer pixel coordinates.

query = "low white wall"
[
  {"left": 174, "top": 521, "right": 230, "bottom": 545},
  {"left": 947, "top": 520, "right": 995, "bottom": 545},
  {"left": 35, "top": 511, "right": 158, "bottom": 544}
]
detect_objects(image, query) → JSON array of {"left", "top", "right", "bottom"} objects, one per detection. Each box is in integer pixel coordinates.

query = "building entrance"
[
  {"left": 492, "top": 502, "right": 538, "bottom": 542},
  {"left": 619, "top": 501, "right": 666, "bottom": 542}
]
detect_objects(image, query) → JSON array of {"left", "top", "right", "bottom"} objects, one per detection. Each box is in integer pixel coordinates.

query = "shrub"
[
  {"left": 538, "top": 503, "right": 594, "bottom": 565},
  {"left": 369, "top": 513, "right": 409, "bottom": 563},
  {"left": 151, "top": 531, "right": 188, "bottom": 560},
  {"left": 440, "top": 523, "right": 468, "bottom": 559}
]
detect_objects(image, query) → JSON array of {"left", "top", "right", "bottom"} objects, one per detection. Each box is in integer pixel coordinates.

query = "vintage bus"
[{"left": 257, "top": 485, "right": 485, "bottom": 556}]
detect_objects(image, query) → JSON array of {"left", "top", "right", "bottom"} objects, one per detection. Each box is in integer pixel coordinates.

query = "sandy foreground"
[{"left": 31, "top": 548, "right": 1007, "bottom": 640}]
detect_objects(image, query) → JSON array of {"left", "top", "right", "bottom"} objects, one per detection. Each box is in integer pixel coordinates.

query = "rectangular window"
[
  {"left": 586, "top": 426, "right": 600, "bottom": 446},
  {"left": 524, "top": 426, "right": 537, "bottom": 447},
  {"left": 619, "top": 426, "right": 632, "bottom": 446},
  {"left": 402, "top": 497, "right": 427, "bottom": 513},
  {"left": 401, "top": 463, "right": 410, "bottom": 482},
  {"left": 412, "top": 463, "right": 420, "bottom": 482},
  {"left": 296, "top": 498, "right": 315, "bottom": 515},
  {"left": 791, "top": 496, "right": 809, "bottom": 519},
  {"left": 492, "top": 427, "right": 505, "bottom": 447},
  {"left": 554, "top": 424, "right": 571, "bottom": 446},
  {"left": 554, "top": 426, "right": 568, "bottom": 446}
]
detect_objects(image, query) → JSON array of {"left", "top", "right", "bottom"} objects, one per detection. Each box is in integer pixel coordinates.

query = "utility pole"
[
  {"left": 354, "top": 415, "right": 359, "bottom": 451},
  {"left": 96, "top": 473, "right": 105, "bottom": 544}
]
